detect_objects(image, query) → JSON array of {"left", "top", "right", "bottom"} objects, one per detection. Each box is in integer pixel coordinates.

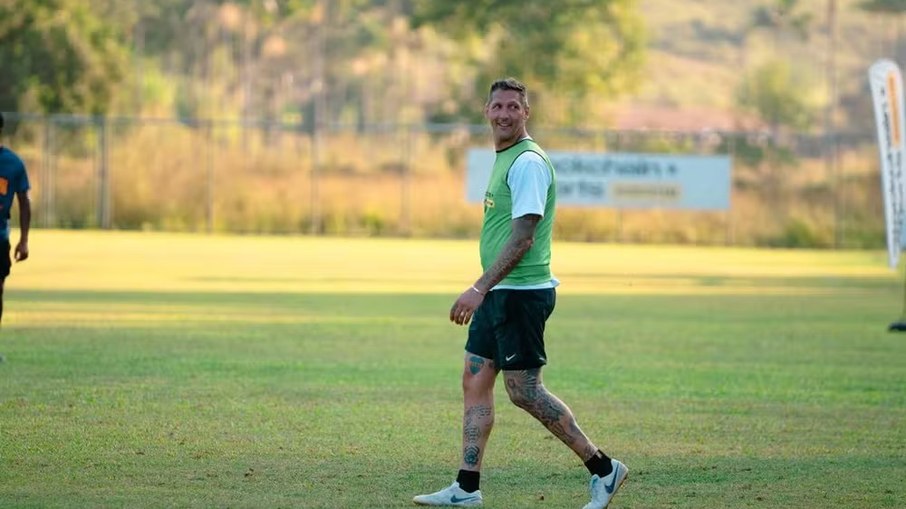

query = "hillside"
[{"left": 615, "top": 0, "right": 892, "bottom": 132}]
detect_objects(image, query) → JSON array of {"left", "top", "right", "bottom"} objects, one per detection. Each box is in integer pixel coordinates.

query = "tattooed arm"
[
  {"left": 474, "top": 214, "right": 540, "bottom": 293},
  {"left": 450, "top": 214, "right": 540, "bottom": 325}
]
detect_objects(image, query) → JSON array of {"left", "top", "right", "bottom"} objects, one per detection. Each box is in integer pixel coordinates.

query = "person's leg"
[
  {"left": 0, "top": 239, "right": 9, "bottom": 326},
  {"left": 0, "top": 278, "right": 5, "bottom": 324},
  {"left": 503, "top": 367, "right": 627, "bottom": 509},
  {"left": 0, "top": 274, "right": 6, "bottom": 363},
  {"left": 413, "top": 352, "right": 496, "bottom": 506},
  {"left": 502, "top": 367, "right": 597, "bottom": 461},
  {"left": 459, "top": 353, "right": 497, "bottom": 474},
  {"left": 456, "top": 292, "right": 504, "bottom": 486},
  {"left": 497, "top": 289, "right": 599, "bottom": 461},
  {"left": 414, "top": 292, "right": 502, "bottom": 506},
  {"left": 0, "top": 236, "right": 11, "bottom": 364}
]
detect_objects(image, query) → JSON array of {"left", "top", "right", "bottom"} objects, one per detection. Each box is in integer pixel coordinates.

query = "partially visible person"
[
  {"left": 0, "top": 112, "right": 31, "bottom": 332},
  {"left": 413, "top": 78, "right": 627, "bottom": 508}
]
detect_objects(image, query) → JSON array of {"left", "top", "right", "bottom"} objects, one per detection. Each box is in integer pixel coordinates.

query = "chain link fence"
[{"left": 0, "top": 112, "right": 882, "bottom": 248}]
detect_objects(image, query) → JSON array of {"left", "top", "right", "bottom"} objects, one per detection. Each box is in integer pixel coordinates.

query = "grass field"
[{"left": 1, "top": 230, "right": 904, "bottom": 508}]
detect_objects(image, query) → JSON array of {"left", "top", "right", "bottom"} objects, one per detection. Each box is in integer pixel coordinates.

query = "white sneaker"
[
  {"left": 413, "top": 481, "right": 483, "bottom": 506},
  {"left": 583, "top": 459, "right": 628, "bottom": 509}
]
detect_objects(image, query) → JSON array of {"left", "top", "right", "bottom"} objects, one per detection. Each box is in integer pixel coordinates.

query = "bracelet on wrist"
[{"left": 470, "top": 285, "right": 486, "bottom": 296}]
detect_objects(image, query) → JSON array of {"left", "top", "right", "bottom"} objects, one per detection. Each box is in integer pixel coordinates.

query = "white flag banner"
[{"left": 869, "top": 59, "right": 906, "bottom": 268}]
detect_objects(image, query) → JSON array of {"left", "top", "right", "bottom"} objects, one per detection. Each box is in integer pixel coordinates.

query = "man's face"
[{"left": 484, "top": 89, "right": 529, "bottom": 145}]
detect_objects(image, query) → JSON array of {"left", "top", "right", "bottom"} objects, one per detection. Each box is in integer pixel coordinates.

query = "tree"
[
  {"left": 0, "top": 0, "right": 129, "bottom": 113},
  {"left": 859, "top": 0, "right": 906, "bottom": 61},
  {"left": 739, "top": 60, "right": 816, "bottom": 135},
  {"left": 859, "top": 0, "right": 906, "bottom": 13},
  {"left": 750, "top": 0, "right": 813, "bottom": 46},
  {"left": 410, "top": 0, "right": 646, "bottom": 124}
]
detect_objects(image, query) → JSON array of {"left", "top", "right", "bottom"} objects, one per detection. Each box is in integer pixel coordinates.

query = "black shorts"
[
  {"left": 465, "top": 288, "right": 556, "bottom": 371},
  {"left": 0, "top": 238, "right": 10, "bottom": 279}
]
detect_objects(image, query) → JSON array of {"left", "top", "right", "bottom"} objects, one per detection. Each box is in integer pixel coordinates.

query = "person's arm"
[
  {"left": 473, "top": 215, "right": 538, "bottom": 292},
  {"left": 449, "top": 215, "right": 539, "bottom": 325},
  {"left": 14, "top": 190, "right": 29, "bottom": 262},
  {"left": 449, "top": 151, "right": 550, "bottom": 325}
]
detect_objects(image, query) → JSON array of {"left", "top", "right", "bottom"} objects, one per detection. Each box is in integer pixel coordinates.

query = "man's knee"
[
  {"left": 506, "top": 389, "right": 533, "bottom": 410},
  {"left": 462, "top": 354, "right": 495, "bottom": 395},
  {"left": 503, "top": 372, "right": 541, "bottom": 409}
]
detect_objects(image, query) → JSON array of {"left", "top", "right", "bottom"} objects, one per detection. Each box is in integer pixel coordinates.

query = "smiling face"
[{"left": 484, "top": 88, "right": 530, "bottom": 150}]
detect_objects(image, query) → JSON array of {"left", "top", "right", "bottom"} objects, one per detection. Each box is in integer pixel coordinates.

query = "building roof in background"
[{"left": 611, "top": 104, "right": 764, "bottom": 131}]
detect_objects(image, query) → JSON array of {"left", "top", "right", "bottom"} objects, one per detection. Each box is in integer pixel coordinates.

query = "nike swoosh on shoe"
[{"left": 604, "top": 463, "right": 622, "bottom": 494}]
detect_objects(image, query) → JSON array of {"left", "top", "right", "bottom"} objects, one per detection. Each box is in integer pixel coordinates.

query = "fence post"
[
  {"left": 615, "top": 132, "right": 624, "bottom": 242},
  {"left": 310, "top": 120, "right": 322, "bottom": 235},
  {"left": 309, "top": 0, "right": 326, "bottom": 235},
  {"left": 400, "top": 124, "right": 412, "bottom": 236},
  {"left": 41, "top": 115, "right": 54, "bottom": 228},
  {"left": 205, "top": 119, "right": 214, "bottom": 233},
  {"left": 726, "top": 133, "right": 736, "bottom": 246},
  {"left": 96, "top": 116, "right": 111, "bottom": 229}
]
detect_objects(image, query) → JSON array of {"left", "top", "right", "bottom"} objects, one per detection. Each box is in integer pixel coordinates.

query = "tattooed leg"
[
  {"left": 460, "top": 353, "right": 497, "bottom": 471},
  {"left": 503, "top": 368, "right": 598, "bottom": 461}
]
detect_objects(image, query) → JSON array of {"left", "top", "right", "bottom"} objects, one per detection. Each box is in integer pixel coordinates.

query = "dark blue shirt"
[{"left": 0, "top": 147, "right": 30, "bottom": 240}]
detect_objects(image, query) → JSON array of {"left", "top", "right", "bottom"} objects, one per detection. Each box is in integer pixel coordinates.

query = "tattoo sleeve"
[
  {"left": 505, "top": 370, "right": 586, "bottom": 448},
  {"left": 475, "top": 214, "right": 540, "bottom": 291},
  {"left": 462, "top": 405, "right": 493, "bottom": 468}
]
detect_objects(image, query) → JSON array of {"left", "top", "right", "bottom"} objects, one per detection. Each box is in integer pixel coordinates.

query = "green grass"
[{"left": 1, "top": 230, "right": 905, "bottom": 508}]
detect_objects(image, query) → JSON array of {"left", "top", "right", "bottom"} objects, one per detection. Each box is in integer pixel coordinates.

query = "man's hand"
[
  {"left": 14, "top": 240, "right": 28, "bottom": 262},
  {"left": 449, "top": 287, "right": 485, "bottom": 326}
]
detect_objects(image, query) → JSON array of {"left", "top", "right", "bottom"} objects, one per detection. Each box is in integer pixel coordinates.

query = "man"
[
  {"left": 413, "top": 78, "right": 627, "bottom": 508},
  {"left": 0, "top": 112, "right": 31, "bottom": 329}
]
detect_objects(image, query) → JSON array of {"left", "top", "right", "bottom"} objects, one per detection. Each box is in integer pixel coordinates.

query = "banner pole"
[{"left": 891, "top": 265, "right": 906, "bottom": 331}]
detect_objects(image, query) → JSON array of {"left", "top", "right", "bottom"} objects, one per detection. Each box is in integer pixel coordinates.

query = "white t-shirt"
[{"left": 508, "top": 151, "right": 552, "bottom": 220}]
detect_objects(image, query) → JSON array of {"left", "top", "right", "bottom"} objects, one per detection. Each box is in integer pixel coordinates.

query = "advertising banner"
[
  {"left": 869, "top": 58, "right": 906, "bottom": 268},
  {"left": 467, "top": 149, "right": 731, "bottom": 211}
]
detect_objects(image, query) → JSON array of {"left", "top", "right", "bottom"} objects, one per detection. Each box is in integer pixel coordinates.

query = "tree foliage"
[
  {"left": 738, "top": 59, "right": 816, "bottom": 132},
  {"left": 859, "top": 0, "right": 906, "bottom": 13},
  {"left": 750, "top": 0, "right": 813, "bottom": 42},
  {"left": 0, "top": 0, "right": 128, "bottom": 113},
  {"left": 0, "top": 0, "right": 647, "bottom": 126},
  {"left": 411, "top": 0, "right": 646, "bottom": 122}
]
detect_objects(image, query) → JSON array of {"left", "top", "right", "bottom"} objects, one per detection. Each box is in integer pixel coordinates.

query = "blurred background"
[{"left": 0, "top": 0, "right": 898, "bottom": 248}]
